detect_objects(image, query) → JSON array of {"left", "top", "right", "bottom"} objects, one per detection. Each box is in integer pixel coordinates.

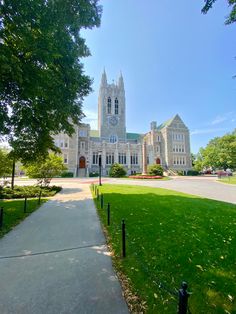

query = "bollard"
[
  {"left": 97, "top": 190, "right": 99, "bottom": 201},
  {"left": 178, "top": 281, "right": 190, "bottom": 314},
  {"left": 100, "top": 194, "right": 103, "bottom": 209},
  {"left": 0, "top": 207, "right": 3, "bottom": 228},
  {"left": 107, "top": 203, "right": 110, "bottom": 226},
  {"left": 24, "top": 197, "right": 27, "bottom": 213},
  {"left": 122, "top": 219, "right": 126, "bottom": 257},
  {"left": 38, "top": 189, "right": 42, "bottom": 205}
]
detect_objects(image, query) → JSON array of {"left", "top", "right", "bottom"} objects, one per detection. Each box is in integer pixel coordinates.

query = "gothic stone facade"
[{"left": 53, "top": 71, "right": 192, "bottom": 176}]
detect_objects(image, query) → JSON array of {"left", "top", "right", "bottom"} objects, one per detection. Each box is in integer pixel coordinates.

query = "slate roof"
[
  {"left": 89, "top": 130, "right": 142, "bottom": 140},
  {"left": 126, "top": 132, "right": 142, "bottom": 140}
]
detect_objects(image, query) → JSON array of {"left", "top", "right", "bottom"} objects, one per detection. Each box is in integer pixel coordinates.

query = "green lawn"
[
  {"left": 93, "top": 184, "right": 236, "bottom": 314},
  {"left": 0, "top": 199, "right": 46, "bottom": 238},
  {"left": 218, "top": 176, "right": 236, "bottom": 185}
]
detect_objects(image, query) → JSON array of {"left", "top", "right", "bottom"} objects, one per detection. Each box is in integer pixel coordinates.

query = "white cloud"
[
  {"left": 211, "top": 116, "right": 227, "bottom": 125},
  {"left": 210, "top": 112, "right": 235, "bottom": 126},
  {"left": 191, "top": 127, "right": 225, "bottom": 135}
]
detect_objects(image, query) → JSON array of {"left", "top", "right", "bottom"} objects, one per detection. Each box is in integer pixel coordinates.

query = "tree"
[
  {"left": 23, "top": 153, "right": 67, "bottom": 186},
  {"left": 194, "top": 130, "right": 236, "bottom": 171},
  {"left": 193, "top": 148, "right": 205, "bottom": 172},
  {"left": 109, "top": 163, "right": 127, "bottom": 178},
  {"left": 147, "top": 164, "right": 163, "bottom": 176},
  {"left": 202, "top": 1, "right": 236, "bottom": 25},
  {"left": 0, "top": 0, "right": 102, "bottom": 163},
  {"left": 0, "top": 148, "right": 12, "bottom": 178}
]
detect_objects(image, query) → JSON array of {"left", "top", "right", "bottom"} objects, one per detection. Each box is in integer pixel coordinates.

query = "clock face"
[{"left": 109, "top": 116, "right": 118, "bottom": 126}]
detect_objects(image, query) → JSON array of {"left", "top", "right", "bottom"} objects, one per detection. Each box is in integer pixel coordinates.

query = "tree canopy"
[
  {"left": 0, "top": 0, "right": 102, "bottom": 162},
  {"left": 202, "top": 0, "right": 236, "bottom": 25},
  {"left": 24, "top": 153, "right": 67, "bottom": 186},
  {"left": 0, "top": 148, "right": 12, "bottom": 178},
  {"left": 194, "top": 130, "right": 236, "bottom": 171}
]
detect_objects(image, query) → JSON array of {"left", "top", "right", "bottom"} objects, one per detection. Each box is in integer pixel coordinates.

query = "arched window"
[
  {"left": 107, "top": 97, "right": 111, "bottom": 114},
  {"left": 115, "top": 98, "right": 119, "bottom": 114},
  {"left": 109, "top": 135, "right": 117, "bottom": 143}
]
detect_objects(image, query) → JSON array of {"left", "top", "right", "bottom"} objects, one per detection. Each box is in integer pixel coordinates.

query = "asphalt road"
[{"left": 14, "top": 176, "right": 236, "bottom": 204}]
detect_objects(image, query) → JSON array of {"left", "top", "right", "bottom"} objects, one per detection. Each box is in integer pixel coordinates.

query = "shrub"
[
  {"left": 0, "top": 185, "right": 62, "bottom": 199},
  {"left": 177, "top": 170, "right": 184, "bottom": 176},
  {"left": 61, "top": 172, "right": 74, "bottom": 178},
  {"left": 89, "top": 172, "right": 99, "bottom": 177},
  {"left": 109, "top": 163, "right": 126, "bottom": 178},
  {"left": 187, "top": 170, "right": 199, "bottom": 176},
  {"left": 147, "top": 164, "right": 163, "bottom": 176}
]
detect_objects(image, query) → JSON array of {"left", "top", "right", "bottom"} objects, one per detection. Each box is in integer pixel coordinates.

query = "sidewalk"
[{"left": 0, "top": 184, "right": 129, "bottom": 314}]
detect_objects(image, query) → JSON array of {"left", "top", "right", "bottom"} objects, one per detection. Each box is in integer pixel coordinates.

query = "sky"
[{"left": 81, "top": 0, "right": 236, "bottom": 154}]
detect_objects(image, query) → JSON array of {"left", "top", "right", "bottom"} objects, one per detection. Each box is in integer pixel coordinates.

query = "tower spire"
[
  {"left": 118, "top": 71, "right": 124, "bottom": 89},
  {"left": 100, "top": 68, "right": 107, "bottom": 87}
]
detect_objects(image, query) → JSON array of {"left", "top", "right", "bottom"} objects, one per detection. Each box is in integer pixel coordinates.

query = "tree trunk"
[{"left": 11, "top": 157, "right": 15, "bottom": 190}]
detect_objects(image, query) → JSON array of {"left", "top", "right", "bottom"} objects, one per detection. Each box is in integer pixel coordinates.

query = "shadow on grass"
[{"left": 96, "top": 187, "right": 236, "bottom": 313}]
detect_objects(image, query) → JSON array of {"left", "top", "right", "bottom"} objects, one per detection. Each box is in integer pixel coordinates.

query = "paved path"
[
  {"left": 15, "top": 176, "right": 236, "bottom": 204},
  {"left": 109, "top": 176, "right": 236, "bottom": 204},
  {"left": 0, "top": 184, "right": 129, "bottom": 314}
]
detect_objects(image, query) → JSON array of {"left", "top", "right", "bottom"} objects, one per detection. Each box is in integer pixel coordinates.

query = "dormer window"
[
  {"left": 107, "top": 97, "right": 111, "bottom": 114},
  {"left": 115, "top": 98, "right": 119, "bottom": 114}
]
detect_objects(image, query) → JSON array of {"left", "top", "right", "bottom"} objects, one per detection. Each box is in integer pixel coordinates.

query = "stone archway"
[
  {"left": 156, "top": 158, "right": 161, "bottom": 165},
  {"left": 79, "top": 156, "right": 86, "bottom": 168}
]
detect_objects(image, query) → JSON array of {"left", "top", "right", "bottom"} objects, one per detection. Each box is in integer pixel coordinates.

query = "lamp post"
[{"left": 98, "top": 153, "right": 102, "bottom": 186}]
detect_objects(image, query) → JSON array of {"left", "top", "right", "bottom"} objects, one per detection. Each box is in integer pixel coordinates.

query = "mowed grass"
[
  {"left": 219, "top": 176, "right": 236, "bottom": 185},
  {"left": 0, "top": 199, "right": 46, "bottom": 238},
  {"left": 94, "top": 184, "right": 236, "bottom": 313}
]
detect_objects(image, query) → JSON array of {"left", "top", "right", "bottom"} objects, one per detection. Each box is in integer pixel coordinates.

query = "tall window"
[
  {"left": 131, "top": 153, "right": 138, "bottom": 165},
  {"left": 118, "top": 153, "right": 126, "bottom": 164},
  {"left": 63, "top": 153, "right": 68, "bottom": 164},
  {"left": 80, "top": 141, "right": 85, "bottom": 150},
  {"left": 115, "top": 98, "right": 119, "bottom": 114},
  {"left": 106, "top": 153, "right": 114, "bottom": 165},
  {"left": 107, "top": 97, "right": 111, "bottom": 114},
  {"left": 110, "top": 135, "right": 117, "bottom": 143},
  {"left": 92, "top": 152, "right": 98, "bottom": 165}
]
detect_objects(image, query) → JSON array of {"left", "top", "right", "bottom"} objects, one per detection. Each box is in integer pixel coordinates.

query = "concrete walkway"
[{"left": 0, "top": 184, "right": 129, "bottom": 314}]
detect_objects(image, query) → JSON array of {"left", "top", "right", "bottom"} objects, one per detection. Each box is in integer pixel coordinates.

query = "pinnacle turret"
[
  {"left": 118, "top": 71, "right": 124, "bottom": 89},
  {"left": 100, "top": 68, "right": 107, "bottom": 87}
]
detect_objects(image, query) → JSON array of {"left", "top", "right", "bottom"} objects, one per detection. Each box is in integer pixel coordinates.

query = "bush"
[
  {"left": 89, "top": 172, "right": 99, "bottom": 177},
  {"left": 61, "top": 172, "right": 74, "bottom": 178},
  {"left": 177, "top": 170, "right": 184, "bottom": 176},
  {"left": 109, "top": 163, "right": 126, "bottom": 178},
  {"left": 147, "top": 164, "right": 163, "bottom": 176},
  {"left": 0, "top": 185, "right": 62, "bottom": 199},
  {"left": 187, "top": 170, "right": 199, "bottom": 176}
]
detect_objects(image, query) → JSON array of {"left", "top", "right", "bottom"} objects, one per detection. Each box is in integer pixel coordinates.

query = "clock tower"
[{"left": 98, "top": 70, "right": 126, "bottom": 142}]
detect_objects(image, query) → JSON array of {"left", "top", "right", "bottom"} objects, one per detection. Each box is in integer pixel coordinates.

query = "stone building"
[{"left": 53, "top": 71, "right": 192, "bottom": 176}]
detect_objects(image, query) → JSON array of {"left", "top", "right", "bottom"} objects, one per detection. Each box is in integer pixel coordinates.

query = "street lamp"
[{"left": 98, "top": 153, "right": 102, "bottom": 186}]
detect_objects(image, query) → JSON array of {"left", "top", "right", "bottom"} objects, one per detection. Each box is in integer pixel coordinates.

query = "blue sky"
[{"left": 81, "top": 0, "right": 236, "bottom": 154}]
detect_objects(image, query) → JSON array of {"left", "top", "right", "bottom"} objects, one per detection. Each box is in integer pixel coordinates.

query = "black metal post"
[
  {"left": 97, "top": 190, "right": 99, "bottom": 201},
  {"left": 38, "top": 189, "right": 42, "bottom": 205},
  {"left": 24, "top": 197, "right": 27, "bottom": 213},
  {"left": 178, "top": 282, "right": 190, "bottom": 314},
  {"left": 107, "top": 203, "right": 110, "bottom": 225},
  {"left": 122, "top": 219, "right": 126, "bottom": 257},
  {"left": 99, "top": 154, "right": 102, "bottom": 186},
  {"left": 100, "top": 194, "right": 103, "bottom": 209},
  {"left": 0, "top": 207, "right": 3, "bottom": 228}
]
